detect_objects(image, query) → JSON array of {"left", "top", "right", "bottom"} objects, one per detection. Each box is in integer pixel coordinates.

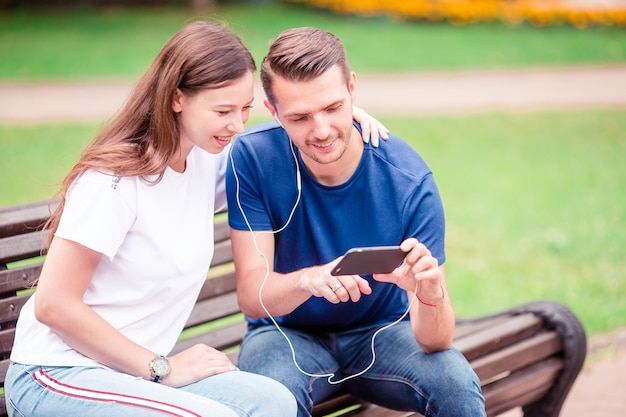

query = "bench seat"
[{"left": 0, "top": 200, "right": 587, "bottom": 417}]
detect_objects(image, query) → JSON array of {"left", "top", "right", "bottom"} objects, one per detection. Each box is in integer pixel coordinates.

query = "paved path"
[
  {"left": 1, "top": 64, "right": 625, "bottom": 416},
  {"left": 1, "top": 64, "right": 626, "bottom": 123}
]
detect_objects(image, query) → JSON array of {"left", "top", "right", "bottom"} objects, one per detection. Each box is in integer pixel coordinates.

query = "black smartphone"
[{"left": 330, "top": 246, "right": 405, "bottom": 276}]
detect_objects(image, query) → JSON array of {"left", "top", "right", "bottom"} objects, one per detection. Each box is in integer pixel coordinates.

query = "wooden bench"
[{"left": 0, "top": 199, "right": 588, "bottom": 417}]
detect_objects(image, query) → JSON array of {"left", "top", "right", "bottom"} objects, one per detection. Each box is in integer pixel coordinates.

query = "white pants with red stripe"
[{"left": 5, "top": 363, "right": 296, "bottom": 417}]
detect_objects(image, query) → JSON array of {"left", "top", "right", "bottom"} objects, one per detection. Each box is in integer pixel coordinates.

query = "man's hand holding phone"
[
  {"left": 317, "top": 246, "right": 404, "bottom": 304},
  {"left": 306, "top": 243, "right": 441, "bottom": 304},
  {"left": 373, "top": 239, "right": 443, "bottom": 302}
]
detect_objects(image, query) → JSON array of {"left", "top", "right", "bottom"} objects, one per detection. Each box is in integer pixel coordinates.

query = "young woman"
[
  {"left": 4, "top": 21, "right": 293, "bottom": 417},
  {"left": 5, "top": 21, "right": 386, "bottom": 417}
]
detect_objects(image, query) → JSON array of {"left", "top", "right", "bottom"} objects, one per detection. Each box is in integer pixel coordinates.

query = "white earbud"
[{"left": 273, "top": 113, "right": 283, "bottom": 127}]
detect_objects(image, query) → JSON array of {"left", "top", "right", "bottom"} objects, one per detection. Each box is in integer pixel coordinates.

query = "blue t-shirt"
[{"left": 226, "top": 121, "right": 445, "bottom": 330}]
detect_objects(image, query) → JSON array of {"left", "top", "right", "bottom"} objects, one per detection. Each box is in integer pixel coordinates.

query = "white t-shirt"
[{"left": 11, "top": 145, "right": 229, "bottom": 368}]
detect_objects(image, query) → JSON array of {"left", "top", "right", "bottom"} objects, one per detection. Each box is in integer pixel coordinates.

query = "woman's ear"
[{"left": 172, "top": 88, "right": 184, "bottom": 113}]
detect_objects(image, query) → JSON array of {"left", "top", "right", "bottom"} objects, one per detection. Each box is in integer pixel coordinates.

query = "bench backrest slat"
[
  {"left": 212, "top": 240, "right": 233, "bottom": 267},
  {"left": 185, "top": 293, "right": 240, "bottom": 328},
  {"left": 454, "top": 315, "right": 510, "bottom": 338},
  {"left": 483, "top": 357, "right": 563, "bottom": 415},
  {"left": 213, "top": 218, "right": 230, "bottom": 243},
  {"left": 172, "top": 321, "right": 248, "bottom": 355},
  {"left": 0, "top": 329, "right": 16, "bottom": 359},
  {"left": 0, "top": 294, "right": 31, "bottom": 327},
  {"left": 196, "top": 273, "right": 236, "bottom": 301},
  {"left": 454, "top": 314, "right": 543, "bottom": 361},
  {"left": 0, "top": 232, "right": 48, "bottom": 266},
  {"left": 470, "top": 331, "right": 561, "bottom": 382},
  {"left": 0, "top": 200, "right": 57, "bottom": 240},
  {"left": 0, "top": 264, "right": 42, "bottom": 295}
]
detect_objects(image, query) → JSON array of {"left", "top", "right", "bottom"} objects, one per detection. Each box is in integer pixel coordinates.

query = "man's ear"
[
  {"left": 264, "top": 99, "right": 282, "bottom": 126},
  {"left": 172, "top": 88, "right": 184, "bottom": 113},
  {"left": 348, "top": 71, "right": 357, "bottom": 102}
]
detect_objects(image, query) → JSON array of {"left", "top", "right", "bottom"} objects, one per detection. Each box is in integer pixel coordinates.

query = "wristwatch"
[{"left": 149, "top": 354, "right": 171, "bottom": 383}]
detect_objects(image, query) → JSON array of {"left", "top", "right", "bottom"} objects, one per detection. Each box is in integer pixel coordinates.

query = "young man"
[{"left": 225, "top": 27, "right": 486, "bottom": 417}]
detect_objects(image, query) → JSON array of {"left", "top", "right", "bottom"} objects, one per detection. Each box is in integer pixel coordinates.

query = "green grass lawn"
[
  {"left": 394, "top": 110, "right": 626, "bottom": 337},
  {"left": 2, "top": 109, "right": 624, "bottom": 338},
  {"left": 1, "top": 2, "right": 624, "bottom": 344},
  {"left": 1, "top": 2, "right": 625, "bottom": 79}
]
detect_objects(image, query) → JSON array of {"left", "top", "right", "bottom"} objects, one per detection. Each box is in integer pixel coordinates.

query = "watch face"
[{"left": 152, "top": 356, "right": 170, "bottom": 376}]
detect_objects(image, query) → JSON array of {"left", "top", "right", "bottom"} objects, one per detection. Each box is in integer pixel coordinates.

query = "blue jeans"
[
  {"left": 5, "top": 362, "right": 296, "bottom": 417},
  {"left": 238, "top": 321, "right": 486, "bottom": 417}
]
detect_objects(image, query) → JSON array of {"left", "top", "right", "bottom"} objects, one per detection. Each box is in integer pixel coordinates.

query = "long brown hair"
[{"left": 45, "top": 21, "right": 256, "bottom": 244}]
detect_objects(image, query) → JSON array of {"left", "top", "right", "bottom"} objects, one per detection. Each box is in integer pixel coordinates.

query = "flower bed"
[{"left": 285, "top": 0, "right": 626, "bottom": 28}]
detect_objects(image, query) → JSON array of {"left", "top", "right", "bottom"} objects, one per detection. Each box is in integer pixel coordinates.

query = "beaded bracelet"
[{"left": 416, "top": 285, "right": 445, "bottom": 307}]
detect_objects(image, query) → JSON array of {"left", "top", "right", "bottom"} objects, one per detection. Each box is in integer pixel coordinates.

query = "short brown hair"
[{"left": 261, "top": 27, "right": 351, "bottom": 106}]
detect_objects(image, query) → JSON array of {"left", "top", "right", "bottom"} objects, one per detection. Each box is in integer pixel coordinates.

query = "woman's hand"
[
  {"left": 352, "top": 106, "right": 389, "bottom": 147},
  {"left": 164, "top": 344, "right": 238, "bottom": 387}
]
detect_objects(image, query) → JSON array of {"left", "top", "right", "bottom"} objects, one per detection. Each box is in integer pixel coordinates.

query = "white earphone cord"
[{"left": 228, "top": 142, "right": 416, "bottom": 384}]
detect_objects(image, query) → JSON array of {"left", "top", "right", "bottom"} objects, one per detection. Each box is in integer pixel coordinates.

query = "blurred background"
[{"left": 1, "top": 0, "right": 625, "bottom": 349}]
